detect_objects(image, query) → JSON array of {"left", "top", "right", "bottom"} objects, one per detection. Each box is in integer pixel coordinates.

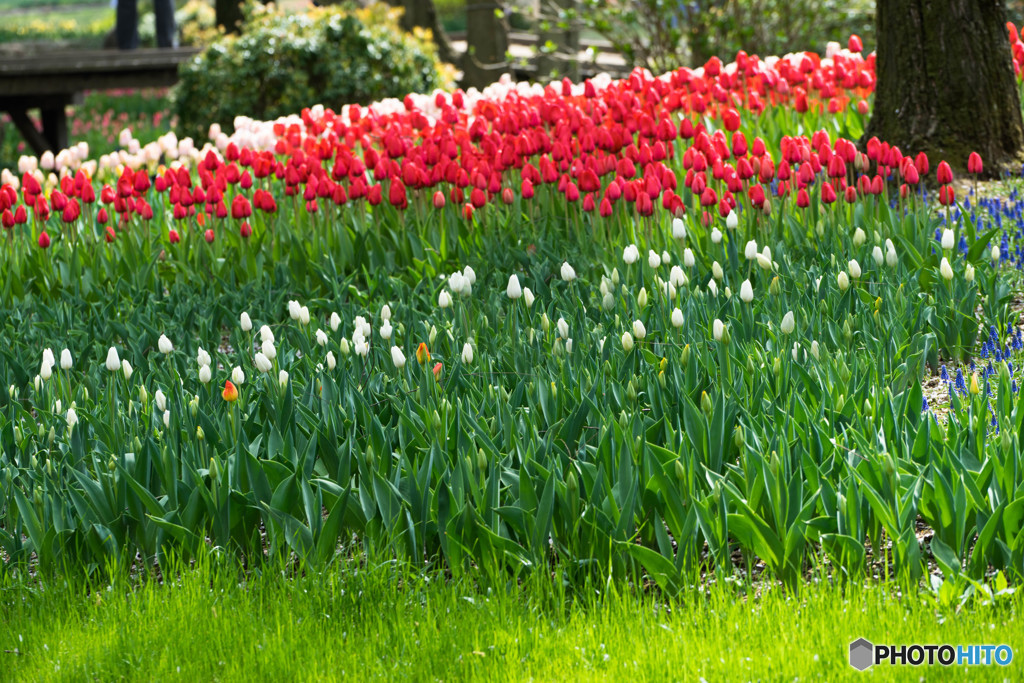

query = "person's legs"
[
  {"left": 116, "top": 0, "right": 139, "bottom": 50},
  {"left": 154, "top": 0, "right": 177, "bottom": 48}
]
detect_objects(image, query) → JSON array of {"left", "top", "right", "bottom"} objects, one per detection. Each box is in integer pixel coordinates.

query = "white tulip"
[
  {"left": 712, "top": 261, "right": 723, "bottom": 280},
  {"left": 380, "top": 320, "right": 393, "bottom": 340},
  {"left": 232, "top": 366, "right": 245, "bottom": 385},
  {"left": 872, "top": 246, "right": 884, "bottom": 265},
  {"left": 565, "top": 339, "right": 573, "bottom": 353},
  {"left": 661, "top": 251, "right": 671, "bottom": 265},
  {"left": 55, "top": 399, "right": 62, "bottom": 414},
  {"left": 560, "top": 261, "right": 576, "bottom": 281},
  {"left": 810, "top": 340, "right": 820, "bottom": 360},
  {"left": 781, "top": 311, "right": 795, "bottom": 335},
  {"left": 707, "top": 279, "right": 718, "bottom": 297},
  {"left": 740, "top": 279, "right": 754, "bottom": 303},
  {"left": 158, "top": 335, "right": 174, "bottom": 354},
  {"left": 461, "top": 342, "right": 474, "bottom": 364},
  {"left": 316, "top": 329, "right": 328, "bottom": 346},
  {"left": 941, "top": 229, "right": 955, "bottom": 250},
  {"left": 623, "top": 244, "right": 639, "bottom": 264},
  {"left": 853, "top": 227, "right": 866, "bottom": 248},
  {"left": 670, "top": 265, "right": 686, "bottom": 288},
  {"left": 354, "top": 338, "right": 369, "bottom": 357},
  {"left": 637, "top": 287, "right": 648, "bottom": 308},
  {"left": 162, "top": 410, "right": 170, "bottom": 428},
  {"left": 940, "top": 257, "right": 954, "bottom": 281},
  {"left": 391, "top": 346, "right": 406, "bottom": 369},
  {"left": 381, "top": 304, "right": 392, "bottom": 321},
  {"left": 106, "top": 347, "right": 120, "bottom": 372},
  {"left": 711, "top": 228, "right": 722, "bottom": 243},
  {"left": 340, "top": 338, "right": 351, "bottom": 355},
  {"left": 66, "top": 408, "right": 78, "bottom": 429},
  {"left": 726, "top": 210, "right": 738, "bottom": 230},
  {"left": 60, "top": 348, "right": 73, "bottom": 369},
  {"left": 633, "top": 319, "right": 647, "bottom": 340},
  {"left": 523, "top": 288, "right": 535, "bottom": 307},
  {"left": 621, "top": 331, "right": 634, "bottom": 352},
  {"left": 602, "top": 292, "right": 615, "bottom": 310},
  {"left": 744, "top": 240, "right": 758, "bottom": 260},
  {"left": 298, "top": 306, "right": 310, "bottom": 325},
  {"left": 260, "top": 325, "right": 274, "bottom": 344},
  {"left": 288, "top": 300, "right": 301, "bottom": 320},
  {"left": 992, "top": 245, "right": 1001, "bottom": 263},
  {"left": 197, "top": 347, "right": 211, "bottom": 368},
  {"left": 671, "top": 308, "right": 684, "bottom": 328},
  {"left": 255, "top": 352, "right": 273, "bottom": 373},
  {"left": 240, "top": 312, "right": 253, "bottom": 331},
  {"left": 848, "top": 259, "right": 862, "bottom": 279},
  {"left": 886, "top": 246, "right": 898, "bottom": 268},
  {"left": 199, "top": 364, "right": 211, "bottom": 384},
  {"left": 713, "top": 319, "right": 724, "bottom": 341},
  {"left": 326, "top": 352, "right": 337, "bottom": 370},
  {"left": 155, "top": 389, "right": 167, "bottom": 412},
  {"left": 278, "top": 370, "right": 289, "bottom": 387},
  {"left": 506, "top": 274, "right": 522, "bottom": 299},
  {"left": 122, "top": 360, "right": 133, "bottom": 380},
  {"left": 330, "top": 312, "right": 341, "bottom": 331},
  {"left": 463, "top": 265, "right": 477, "bottom": 285},
  {"left": 965, "top": 263, "right": 975, "bottom": 282},
  {"left": 43, "top": 348, "right": 54, "bottom": 367},
  {"left": 647, "top": 250, "right": 661, "bottom": 269},
  {"left": 40, "top": 361, "right": 53, "bottom": 381},
  {"left": 672, "top": 217, "right": 686, "bottom": 239},
  {"left": 557, "top": 317, "right": 569, "bottom": 339},
  {"left": 438, "top": 290, "right": 453, "bottom": 308},
  {"left": 683, "top": 248, "right": 695, "bottom": 267}
]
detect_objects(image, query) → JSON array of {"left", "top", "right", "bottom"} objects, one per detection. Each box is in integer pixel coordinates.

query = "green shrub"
[{"left": 174, "top": 2, "right": 451, "bottom": 141}]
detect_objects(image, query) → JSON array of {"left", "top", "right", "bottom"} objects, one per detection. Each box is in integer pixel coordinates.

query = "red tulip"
[
  {"left": 240, "top": 221, "right": 252, "bottom": 239},
  {"left": 38, "top": 230, "right": 50, "bottom": 248},
  {"left": 967, "top": 152, "right": 983, "bottom": 175},
  {"left": 169, "top": 229, "right": 180, "bottom": 244},
  {"left": 1, "top": 209, "right": 13, "bottom": 229},
  {"left": 231, "top": 194, "right": 252, "bottom": 219},
  {"left": 105, "top": 226, "right": 116, "bottom": 243},
  {"left": 432, "top": 190, "right": 446, "bottom": 209},
  {"left": 936, "top": 160, "right": 953, "bottom": 185},
  {"left": 938, "top": 185, "right": 955, "bottom": 205},
  {"left": 14, "top": 205, "right": 27, "bottom": 225},
  {"left": 204, "top": 229, "right": 215, "bottom": 243},
  {"left": 848, "top": 34, "right": 863, "bottom": 52}
]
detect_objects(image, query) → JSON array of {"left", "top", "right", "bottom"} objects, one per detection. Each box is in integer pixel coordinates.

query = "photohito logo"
[{"left": 849, "top": 638, "right": 1013, "bottom": 671}]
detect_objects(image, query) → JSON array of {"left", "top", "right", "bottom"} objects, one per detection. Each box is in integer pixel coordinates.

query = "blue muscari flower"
[
  {"left": 941, "top": 365, "right": 949, "bottom": 381},
  {"left": 934, "top": 228, "right": 943, "bottom": 242},
  {"left": 922, "top": 396, "right": 929, "bottom": 412},
  {"left": 958, "top": 236, "right": 969, "bottom": 254},
  {"left": 980, "top": 343, "right": 989, "bottom": 359},
  {"left": 1008, "top": 361, "right": 1014, "bottom": 375},
  {"left": 991, "top": 325, "right": 999, "bottom": 340},
  {"left": 995, "top": 348, "right": 1002, "bottom": 362},
  {"left": 971, "top": 359, "right": 977, "bottom": 372}
]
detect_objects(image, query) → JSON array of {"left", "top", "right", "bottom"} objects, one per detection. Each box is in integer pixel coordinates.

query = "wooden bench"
[{"left": 0, "top": 48, "right": 198, "bottom": 155}]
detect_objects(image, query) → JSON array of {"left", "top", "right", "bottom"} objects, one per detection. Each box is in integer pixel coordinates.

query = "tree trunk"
[
  {"left": 462, "top": 1, "right": 509, "bottom": 89},
  {"left": 865, "top": 0, "right": 1024, "bottom": 175},
  {"left": 215, "top": 0, "right": 244, "bottom": 34},
  {"left": 537, "top": 0, "right": 580, "bottom": 82},
  {"left": 385, "top": 0, "right": 460, "bottom": 66}
]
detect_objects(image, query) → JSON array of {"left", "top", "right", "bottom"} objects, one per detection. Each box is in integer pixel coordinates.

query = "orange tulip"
[
  {"left": 416, "top": 342, "right": 431, "bottom": 365},
  {"left": 222, "top": 379, "right": 238, "bottom": 402},
  {"left": 432, "top": 362, "right": 443, "bottom": 381}
]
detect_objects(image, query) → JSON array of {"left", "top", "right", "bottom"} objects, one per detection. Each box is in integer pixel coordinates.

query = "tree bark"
[
  {"left": 865, "top": 0, "right": 1024, "bottom": 175},
  {"left": 462, "top": 1, "right": 509, "bottom": 89}
]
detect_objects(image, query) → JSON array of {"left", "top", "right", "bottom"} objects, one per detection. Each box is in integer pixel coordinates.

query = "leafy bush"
[
  {"left": 174, "top": 2, "right": 452, "bottom": 141},
  {"left": 577, "top": 0, "right": 875, "bottom": 73},
  {"left": 140, "top": 0, "right": 221, "bottom": 48}
]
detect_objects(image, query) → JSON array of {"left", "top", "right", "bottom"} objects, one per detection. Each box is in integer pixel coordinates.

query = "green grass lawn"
[{"left": 1, "top": 560, "right": 1021, "bottom": 681}]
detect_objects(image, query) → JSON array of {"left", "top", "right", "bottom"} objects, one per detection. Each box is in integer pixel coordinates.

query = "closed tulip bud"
[
  {"left": 626, "top": 380, "right": 637, "bottom": 402},
  {"left": 560, "top": 261, "right": 576, "bottom": 281},
  {"left": 721, "top": 324, "right": 731, "bottom": 345},
  {"left": 681, "top": 343, "right": 691, "bottom": 367},
  {"left": 711, "top": 228, "right": 722, "bottom": 244},
  {"left": 744, "top": 240, "right": 758, "bottom": 260},
  {"left": 462, "top": 342, "right": 474, "bottom": 364},
  {"left": 837, "top": 271, "right": 850, "bottom": 291},
  {"left": 40, "top": 360, "right": 52, "bottom": 380},
  {"left": 992, "top": 245, "right": 1002, "bottom": 263},
  {"left": 602, "top": 292, "right": 615, "bottom": 310},
  {"left": 197, "top": 364, "right": 211, "bottom": 384},
  {"left": 671, "top": 308, "right": 684, "bottom": 328},
  {"left": 683, "top": 248, "right": 695, "bottom": 267},
  {"left": 327, "top": 312, "right": 340, "bottom": 332},
  {"left": 637, "top": 287, "right": 648, "bottom": 308},
  {"left": 853, "top": 227, "right": 866, "bottom": 247},
  {"left": 872, "top": 246, "right": 884, "bottom": 265},
  {"left": 621, "top": 331, "right": 634, "bottom": 352},
  {"left": 278, "top": 370, "right": 289, "bottom": 387},
  {"left": 523, "top": 287, "right": 535, "bottom": 307},
  {"left": 66, "top": 408, "right": 78, "bottom": 429},
  {"left": 298, "top": 306, "right": 310, "bottom": 325},
  {"left": 810, "top": 340, "right": 820, "bottom": 360},
  {"left": 835, "top": 394, "right": 845, "bottom": 413},
  {"left": 647, "top": 249, "right": 660, "bottom": 269},
  {"left": 260, "top": 325, "right": 274, "bottom": 344},
  {"left": 438, "top": 290, "right": 453, "bottom": 308},
  {"left": 288, "top": 300, "right": 301, "bottom": 320},
  {"left": 380, "top": 320, "right": 393, "bottom": 340},
  {"left": 756, "top": 251, "right": 773, "bottom": 271},
  {"left": 122, "top": 360, "right": 133, "bottom": 380},
  {"left": 566, "top": 338, "right": 573, "bottom": 354},
  {"left": 60, "top": 348, "right": 73, "bottom": 369},
  {"left": 261, "top": 339, "right": 276, "bottom": 361},
  {"left": 541, "top": 313, "right": 551, "bottom": 333},
  {"left": 768, "top": 276, "right": 780, "bottom": 297},
  {"left": 740, "top": 279, "right": 754, "bottom": 302},
  {"left": 391, "top": 346, "right": 406, "bottom": 369},
  {"left": 965, "top": 263, "right": 975, "bottom": 281},
  {"left": 726, "top": 210, "right": 738, "bottom": 230},
  {"left": 556, "top": 317, "right": 569, "bottom": 339},
  {"left": 701, "top": 390, "right": 713, "bottom": 415},
  {"left": 162, "top": 409, "right": 171, "bottom": 428},
  {"left": 733, "top": 425, "right": 745, "bottom": 449},
  {"left": 339, "top": 338, "right": 351, "bottom": 356},
  {"left": 158, "top": 334, "right": 173, "bottom": 354},
  {"left": 255, "top": 352, "right": 272, "bottom": 373},
  {"left": 380, "top": 304, "right": 392, "bottom": 322},
  {"left": 941, "top": 229, "right": 955, "bottom": 250},
  {"left": 105, "top": 347, "right": 120, "bottom": 372},
  {"left": 197, "top": 347, "right": 212, "bottom": 367},
  {"left": 781, "top": 311, "right": 795, "bottom": 335},
  {"left": 675, "top": 459, "right": 686, "bottom": 483},
  {"left": 939, "top": 257, "right": 954, "bottom": 281},
  {"left": 633, "top": 319, "right": 647, "bottom": 340},
  {"left": 712, "top": 318, "right": 725, "bottom": 342},
  {"left": 707, "top": 279, "right": 718, "bottom": 297},
  {"left": 623, "top": 244, "right": 639, "bottom": 264},
  {"left": 848, "top": 259, "right": 861, "bottom": 279},
  {"left": 970, "top": 373, "right": 981, "bottom": 395},
  {"left": 506, "top": 274, "right": 522, "bottom": 299},
  {"left": 773, "top": 356, "right": 782, "bottom": 376},
  {"left": 672, "top": 217, "right": 686, "bottom": 239}
]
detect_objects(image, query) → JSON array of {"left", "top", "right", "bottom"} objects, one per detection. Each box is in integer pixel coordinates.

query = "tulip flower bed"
[{"left": 4, "top": 31, "right": 1024, "bottom": 611}]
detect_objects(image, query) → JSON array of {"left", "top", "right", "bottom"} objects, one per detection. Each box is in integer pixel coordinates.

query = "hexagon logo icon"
[{"left": 850, "top": 638, "right": 874, "bottom": 671}]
